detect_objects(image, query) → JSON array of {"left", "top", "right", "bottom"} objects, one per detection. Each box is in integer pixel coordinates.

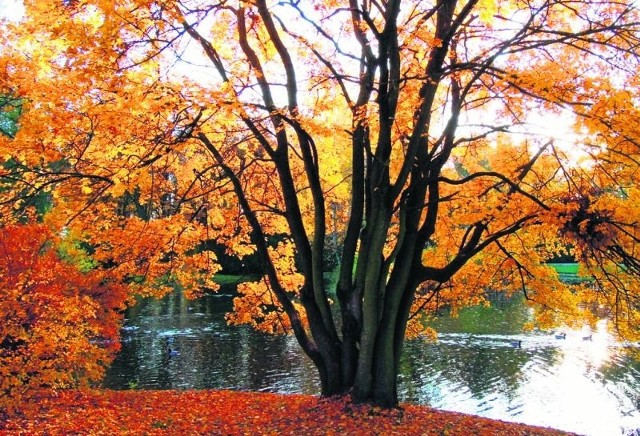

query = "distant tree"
[{"left": 0, "top": 95, "right": 22, "bottom": 139}]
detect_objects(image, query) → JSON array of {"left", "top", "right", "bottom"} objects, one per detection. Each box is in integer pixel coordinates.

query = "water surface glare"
[{"left": 104, "top": 292, "right": 640, "bottom": 436}]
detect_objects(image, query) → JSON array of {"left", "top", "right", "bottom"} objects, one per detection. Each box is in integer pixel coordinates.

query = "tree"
[
  {"left": 0, "top": 224, "right": 127, "bottom": 414},
  {"left": 0, "top": 94, "right": 22, "bottom": 139},
  {"left": 1, "top": 0, "right": 640, "bottom": 407}
]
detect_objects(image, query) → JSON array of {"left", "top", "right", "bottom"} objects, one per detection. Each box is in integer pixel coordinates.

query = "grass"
[
  {"left": 547, "top": 263, "right": 580, "bottom": 274},
  {"left": 213, "top": 273, "right": 260, "bottom": 285}
]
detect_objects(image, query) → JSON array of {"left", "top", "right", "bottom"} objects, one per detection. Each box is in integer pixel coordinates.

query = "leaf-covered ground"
[{"left": 2, "top": 389, "right": 577, "bottom": 435}]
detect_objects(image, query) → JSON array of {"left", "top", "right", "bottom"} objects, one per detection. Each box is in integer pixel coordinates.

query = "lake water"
[{"left": 103, "top": 290, "right": 640, "bottom": 436}]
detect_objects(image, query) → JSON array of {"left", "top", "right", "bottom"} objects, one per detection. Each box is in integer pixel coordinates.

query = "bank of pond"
[
  {"left": 3, "top": 389, "right": 576, "bottom": 435},
  {"left": 102, "top": 276, "right": 640, "bottom": 436}
]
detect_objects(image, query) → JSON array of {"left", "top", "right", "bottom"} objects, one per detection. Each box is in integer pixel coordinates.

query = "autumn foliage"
[
  {"left": 1, "top": 389, "right": 572, "bottom": 435},
  {"left": 0, "top": 224, "right": 127, "bottom": 414},
  {"left": 1, "top": 0, "right": 640, "bottom": 407}
]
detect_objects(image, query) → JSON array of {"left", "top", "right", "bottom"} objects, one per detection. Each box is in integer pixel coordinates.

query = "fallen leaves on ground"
[{"left": 1, "top": 389, "right": 576, "bottom": 435}]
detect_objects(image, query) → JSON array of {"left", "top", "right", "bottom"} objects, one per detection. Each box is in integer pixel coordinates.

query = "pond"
[{"left": 103, "top": 288, "right": 640, "bottom": 436}]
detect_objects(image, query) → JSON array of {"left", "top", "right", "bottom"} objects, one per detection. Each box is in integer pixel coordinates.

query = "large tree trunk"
[{"left": 315, "top": 353, "right": 346, "bottom": 396}]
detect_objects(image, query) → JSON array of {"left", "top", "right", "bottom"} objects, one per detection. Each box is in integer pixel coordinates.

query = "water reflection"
[
  {"left": 104, "top": 291, "right": 640, "bottom": 436},
  {"left": 399, "top": 329, "right": 640, "bottom": 435},
  {"left": 106, "top": 291, "right": 319, "bottom": 394}
]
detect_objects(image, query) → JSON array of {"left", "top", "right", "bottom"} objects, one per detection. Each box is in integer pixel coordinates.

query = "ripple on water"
[
  {"left": 398, "top": 325, "right": 640, "bottom": 435},
  {"left": 105, "top": 298, "right": 640, "bottom": 436}
]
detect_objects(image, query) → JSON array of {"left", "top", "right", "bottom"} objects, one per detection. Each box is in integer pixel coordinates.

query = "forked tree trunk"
[{"left": 312, "top": 315, "right": 406, "bottom": 407}]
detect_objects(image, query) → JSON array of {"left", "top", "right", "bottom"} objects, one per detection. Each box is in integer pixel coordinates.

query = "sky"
[
  {"left": 0, "top": 0, "right": 24, "bottom": 21},
  {"left": 0, "top": 0, "right": 601, "bottom": 163}
]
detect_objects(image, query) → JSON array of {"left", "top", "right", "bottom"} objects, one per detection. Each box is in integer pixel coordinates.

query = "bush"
[{"left": 0, "top": 224, "right": 127, "bottom": 416}]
